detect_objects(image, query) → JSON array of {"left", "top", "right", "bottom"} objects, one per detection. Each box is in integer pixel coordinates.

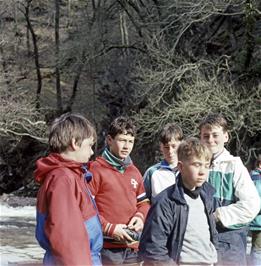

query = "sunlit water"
[
  {"left": 0, "top": 203, "right": 44, "bottom": 265},
  {"left": 0, "top": 196, "right": 253, "bottom": 266}
]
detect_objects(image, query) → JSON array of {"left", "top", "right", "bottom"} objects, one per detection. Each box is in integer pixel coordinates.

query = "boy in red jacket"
[
  {"left": 35, "top": 113, "right": 103, "bottom": 266},
  {"left": 89, "top": 116, "right": 150, "bottom": 265}
]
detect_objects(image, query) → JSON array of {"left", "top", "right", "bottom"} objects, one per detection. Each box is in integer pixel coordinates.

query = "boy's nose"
[
  {"left": 123, "top": 142, "right": 129, "bottom": 148},
  {"left": 199, "top": 166, "right": 207, "bottom": 174},
  {"left": 169, "top": 147, "right": 174, "bottom": 152},
  {"left": 208, "top": 135, "right": 215, "bottom": 143}
]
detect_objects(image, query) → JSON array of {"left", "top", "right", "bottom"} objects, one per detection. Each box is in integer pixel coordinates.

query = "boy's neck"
[
  {"left": 182, "top": 181, "right": 201, "bottom": 199},
  {"left": 165, "top": 158, "right": 178, "bottom": 168},
  {"left": 168, "top": 162, "right": 177, "bottom": 168},
  {"left": 60, "top": 151, "right": 77, "bottom": 162},
  {"left": 110, "top": 150, "right": 124, "bottom": 161},
  {"left": 213, "top": 148, "right": 225, "bottom": 160},
  {"left": 182, "top": 179, "right": 196, "bottom": 191}
]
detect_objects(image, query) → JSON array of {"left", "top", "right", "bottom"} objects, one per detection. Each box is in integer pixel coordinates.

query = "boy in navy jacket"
[{"left": 139, "top": 137, "right": 218, "bottom": 265}]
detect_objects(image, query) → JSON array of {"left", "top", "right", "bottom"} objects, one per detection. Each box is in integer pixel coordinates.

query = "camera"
[{"left": 124, "top": 228, "right": 141, "bottom": 242}]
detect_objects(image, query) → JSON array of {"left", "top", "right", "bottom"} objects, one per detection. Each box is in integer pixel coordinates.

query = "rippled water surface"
[{"left": 0, "top": 201, "right": 44, "bottom": 265}]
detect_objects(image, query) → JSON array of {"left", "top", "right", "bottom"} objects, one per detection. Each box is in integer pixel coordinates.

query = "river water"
[
  {"left": 0, "top": 195, "right": 254, "bottom": 266},
  {"left": 0, "top": 195, "right": 44, "bottom": 265}
]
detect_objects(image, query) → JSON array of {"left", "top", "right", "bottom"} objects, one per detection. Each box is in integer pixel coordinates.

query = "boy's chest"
[{"left": 99, "top": 168, "right": 140, "bottom": 194}]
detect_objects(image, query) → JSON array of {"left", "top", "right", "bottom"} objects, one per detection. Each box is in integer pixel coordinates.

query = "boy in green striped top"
[{"left": 199, "top": 113, "right": 260, "bottom": 266}]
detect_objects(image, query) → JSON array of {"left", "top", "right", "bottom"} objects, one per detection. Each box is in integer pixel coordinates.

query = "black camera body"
[{"left": 124, "top": 228, "right": 141, "bottom": 242}]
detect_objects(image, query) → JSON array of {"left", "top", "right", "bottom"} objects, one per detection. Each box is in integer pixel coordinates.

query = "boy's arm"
[
  {"left": 130, "top": 173, "right": 150, "bottom": 231},
  {"left": 214, "top": 159, "right": 260, "bottom": 228},
  {"left": 87, "top": 166, "right": 117, "bottom": 236},
  {"left": 45, "top": 175, "right": 92, "bottom": 266},
  {"left": 139, "top": 199, "right": 176, "bottom": 265},
  {"left": 143, "top": 168, "right": 153, "bottom": 201}
]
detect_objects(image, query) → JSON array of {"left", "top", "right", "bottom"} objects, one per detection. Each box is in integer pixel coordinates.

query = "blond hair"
[{"left": 177, "top": 137, "right": 212, "bottom": 162}]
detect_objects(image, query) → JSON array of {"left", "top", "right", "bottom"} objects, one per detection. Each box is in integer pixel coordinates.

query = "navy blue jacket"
[{"left": 139, "top": 175, "right": 218, "bottom": 266}]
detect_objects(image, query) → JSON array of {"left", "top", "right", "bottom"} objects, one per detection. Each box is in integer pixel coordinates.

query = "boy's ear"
[
  {"left": 71, "top": 138, "right": 78, "bottom": 151},
  {"left": 106, "top": 135, "right": 113, "bottom": 146},
  {"left": 177, "top": 161, "right": 183, "bottom": 172},
  {"left": 224, "top": 131, "right": 229, "bottom": 143}
]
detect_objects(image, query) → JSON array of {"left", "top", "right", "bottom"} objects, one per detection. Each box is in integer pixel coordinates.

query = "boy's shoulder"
[
  {"left": 144, "top": 160, "right": 173, "bottom": 175},
  {"left": 40, "top": 167, "right": 80, "bottom": 188},
  {"left": 214, "top": 149, "right": 244, "bottom": 166},
  {"left": 250, "top": 169, "right": 261, "bottom": 180},
  {"left": 202, "top": 182, "right": 216, "bottom": 197},
  {"left": 144, "top": 162, "right": 162, "bottom": 176},
  {"left": 89, "top": 156, "right": 107, "bottom": 168},
  {"left": 154, "top": 182, "right": 181, "bottom": 204}
]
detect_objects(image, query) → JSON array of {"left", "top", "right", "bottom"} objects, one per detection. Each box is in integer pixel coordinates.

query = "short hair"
[
  {"left": 108, "top": 116, "right": 136, "bottom": 138},
  {"left": 177, "top": 137, "right": 212, "bottom": 162},
  {"left": 49, "top": 113, "right": 96, "bottom": 153},
  {"left": 159, "top": 123, "right": 183, "bottom": 144},
  {"left": 199, "top": 113, "right": 228, "bottom": 132}
]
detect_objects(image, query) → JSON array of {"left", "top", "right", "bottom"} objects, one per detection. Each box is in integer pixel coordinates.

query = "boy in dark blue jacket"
[{"left": 139, "top": 137, "right": 218, "bottom": 265}]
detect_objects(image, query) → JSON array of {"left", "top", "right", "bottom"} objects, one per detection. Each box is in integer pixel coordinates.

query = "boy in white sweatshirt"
[{"left": 199, "top": 113, "right": 260, "bottom": 266}]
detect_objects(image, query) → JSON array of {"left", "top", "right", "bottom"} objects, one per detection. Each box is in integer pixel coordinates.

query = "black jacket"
[{"left": 138, "top": 175, "right": 218, "bottom": 266}]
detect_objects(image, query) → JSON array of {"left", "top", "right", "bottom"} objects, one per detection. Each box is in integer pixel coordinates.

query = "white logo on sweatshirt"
[{"left": 131, "top": 178, "right": 138, "bottom": 189}]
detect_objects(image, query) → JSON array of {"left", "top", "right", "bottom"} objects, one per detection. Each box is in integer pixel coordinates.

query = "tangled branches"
[
  {"left": 133, "top": 58, "right": 261, "bottom": 164},
  {"left": 0, "top": 90, "right": 48, "bottom": 142}
]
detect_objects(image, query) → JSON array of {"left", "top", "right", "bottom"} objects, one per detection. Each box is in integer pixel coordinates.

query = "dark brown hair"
[
  {"left": 49, "top": 113, "right": 96, "bottom": 153},
  {"left": 199, "top": 113, "right": 229, "bottom": 132},
  {"left": 159, "top": 123, "right": 183, "bottom": 144},
  {"left": 108, "top": 116, "right": 136, "bottom": 138}
]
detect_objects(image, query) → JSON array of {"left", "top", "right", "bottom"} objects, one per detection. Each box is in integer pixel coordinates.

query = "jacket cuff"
[
  {"left": 104, "top": 223, "right": 116, "bottom": 237},
  {"left": 134, "top": 212, "right": 145, "bottom": 222}
]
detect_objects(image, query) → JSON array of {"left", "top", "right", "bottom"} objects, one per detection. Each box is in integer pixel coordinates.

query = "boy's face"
[
  {"left": 73, "top": 137, "right": 94, "bottom": 163},
  {"left": 107, "top": 133, "right": 134, "bottom": 159},
  {"left": 200, "top": 125, "right": 228, "bottom": 155},
  {"left": 160, "top": 137, "right": 181, "bottom": 166},
  {"left": 178, "top": 156, "right": 210, "bottom": 190}
]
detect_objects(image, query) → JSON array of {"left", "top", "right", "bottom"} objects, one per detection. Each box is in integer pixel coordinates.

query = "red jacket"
[
  {"left": 88, "top": 156, "right": 150, "bottom": 249},
  {"left": 35, "top": 153, "right": 97, "bottom": 265}
]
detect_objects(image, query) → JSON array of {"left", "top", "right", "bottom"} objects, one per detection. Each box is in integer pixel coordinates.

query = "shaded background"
[{"left": 0, "top": 0, "right": 260, "bottom": 196}]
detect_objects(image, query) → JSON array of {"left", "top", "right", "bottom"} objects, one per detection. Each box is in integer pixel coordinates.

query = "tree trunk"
[
  {"left": 54, "top": 0, "right": 62, "bottom": 113},
  {"left": 65, "top": 51, "right": 86, "bottom": 112},
  {"left": 0, "top": 45, "right": 10, "bottom": 86},
  {"left": 24, "top": 0, "right": 42, "bottom": 109}
]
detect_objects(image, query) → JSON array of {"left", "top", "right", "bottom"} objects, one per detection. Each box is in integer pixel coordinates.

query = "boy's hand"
[
  {"left": 112, "top": 224, "right": 134, "bottom": 242},
  {"left": 127, "top": 217, "right": 143, "bottom": 232}
]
